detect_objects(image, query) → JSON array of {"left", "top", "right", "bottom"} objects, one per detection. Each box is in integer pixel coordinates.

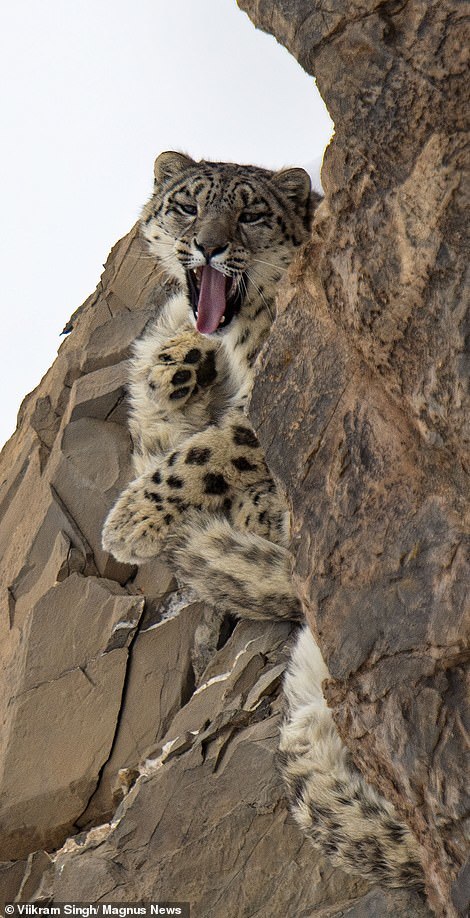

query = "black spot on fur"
[
  {"left": 232, "top": 426, "right": 258, "bottom": 448},
  {"left": 336, "top": 795, "right": 353, "bottom": 807},
  {"left": 196, "top": 351, "right": 217, "bottom": 387},
  {"left": 204, "top": 473, "right": 229, "bottom": 495},
  {"left": 185, "top": 447, "right": 211, "bottom": 465},
  {"left": 167, "top": 475, "right": 184, "bottom": 489},
  {"left": 184, "top": 347, "right": 201, "bottom": 364},
  {"left": 310, "top": 803, "right": 334, "bottom": 820},
  {"left": 169, "top": 386, "right": 190, "bottom": 400},
  {"left": 401, "top": 862, "right": 424, "bottom": 886},
  {"left": 258, "top": 510, "right": 267, "bottom": 524},
  {"left": 247, "top": 349, "right": 258, "bottom": 365},
  {"left": 159, "top": 352, "right": 173, "bottom": 363},
  {"left": 361, "top": 800, "right": 382, "bottom": 817},
  {"left": 152, "top": 470, "right": 162, "bottom": 485},
  {"left": 145, "top": 490, "right": 162, "bottom": 505},
  {"left": 333, "top": 780, "right": 348, "bottom": 794},
  {"left": 213, "top": 533, "right": 238, "bottom": 553},
  {"left": 384, "top": 820, "right": 406, "bottom": 842},
  {"left": 236, "top": 328, "right": 251, "bottom": 347},
  {"left": 172, "top": 369, "right": 191, "bottom": 385},
  {"left": 222, "top": 497, "right": 232, "bottom": 514},
  {"left": 164, "top": 513, "right": 173, "bottom": 525},
  {"left": 232, "top": 456, "right": 257, "bottom": 472},
  {"left": 167, "top": 451, "right": 180, "bottom": 466}
]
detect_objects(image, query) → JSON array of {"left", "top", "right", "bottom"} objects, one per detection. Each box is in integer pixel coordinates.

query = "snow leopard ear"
[
  {"left": 154, "top": 151, "right": 195, "bottom": 185},
  {"left": 271, "top": 168, "right": 312, "bottom": 211}
]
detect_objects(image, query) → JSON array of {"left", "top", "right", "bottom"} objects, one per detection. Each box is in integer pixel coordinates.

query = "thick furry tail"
[
  {"left": 166, "top": 512, "right": 302, "bottom": 622},
  {"left": 280, "top": 626, "right": 424, "bottom": 889}
]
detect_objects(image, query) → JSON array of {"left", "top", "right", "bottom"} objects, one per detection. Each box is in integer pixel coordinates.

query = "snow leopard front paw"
[
  {"left": 148, "top": 331, "right": 218, "bottom": 408},
  {"left": 102, "top": 476, "right": 171, "bottom": 565}
]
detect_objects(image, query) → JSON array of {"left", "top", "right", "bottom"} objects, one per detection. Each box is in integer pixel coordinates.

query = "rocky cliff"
[
  {"left": 0, "top": 1, "right": 467, "bottom": 916},
  {"left": 240, "top": 1, "right": 469, "bottom": 916}
]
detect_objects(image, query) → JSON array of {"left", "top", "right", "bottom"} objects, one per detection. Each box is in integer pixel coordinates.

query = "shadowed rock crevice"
[{"left": 71, "top": 595, "right": 148, "bottom": 832}]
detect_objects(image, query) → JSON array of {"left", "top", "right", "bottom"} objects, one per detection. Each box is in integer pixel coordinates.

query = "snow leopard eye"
[
  {"left": 175, "top": 202, "right": 197, "bottom": 216},
  {"left": 239, "top": 211, "right": 268, "bottom": 225}
]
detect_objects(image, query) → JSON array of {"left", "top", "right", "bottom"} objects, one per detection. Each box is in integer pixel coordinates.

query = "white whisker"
[
  {"left": 252, "top": 255, "right": 285, "bottom": 272},
  {"left": 246, "top": 270, "right": 275, "bottom": 321}
]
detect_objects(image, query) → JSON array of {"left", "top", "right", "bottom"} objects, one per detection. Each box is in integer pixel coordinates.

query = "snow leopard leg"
[
  {"left": 128, "top": 320, "right": 223, "bottom": 473},
  {"left": 102, "top": 413, "right": 275, "bottom": 568}
]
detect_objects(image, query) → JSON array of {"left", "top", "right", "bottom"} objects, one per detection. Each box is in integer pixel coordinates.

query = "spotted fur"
[
  {"left": 281, "top": 627, "right": 423, "bottom": 888},
  {"left": 102, "top": 152, "right": 424, "bottom": 890}
]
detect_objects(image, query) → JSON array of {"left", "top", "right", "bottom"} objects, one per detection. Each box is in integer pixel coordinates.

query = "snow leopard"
[{"left": 102, "top": 151, "right": 424, "bottom": 889}]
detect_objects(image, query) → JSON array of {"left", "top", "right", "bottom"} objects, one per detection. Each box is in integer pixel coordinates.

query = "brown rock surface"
[
  {"left": 238, "top": 1, "right": 469, "bottom": 915},
  {"left": 0, "top": 229, "right": 380, "bottom": 913},
  {"left": 0, "top": 228, "right": 166, "bottom": 861}
]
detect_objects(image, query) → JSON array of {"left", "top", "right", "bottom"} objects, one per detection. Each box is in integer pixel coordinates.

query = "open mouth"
[{"left": 186, "top": 266, "right": 245, "bottom": 335}]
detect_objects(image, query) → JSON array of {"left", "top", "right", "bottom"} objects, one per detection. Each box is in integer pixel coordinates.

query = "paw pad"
[
  {"left": 184, "top": 348, "right": 202, "bottom": 364},
  {"left": 196, "top": 351, "right": 217, "bottom": 388},
  {"left": 169, "top": 386, "right": 191, "bottom": 400},
  {"left": 150, "top": 335, "right": 218, "bottom": 406},
  {"left": 172, "top": 369, "right": 192, "bottom": 385}
]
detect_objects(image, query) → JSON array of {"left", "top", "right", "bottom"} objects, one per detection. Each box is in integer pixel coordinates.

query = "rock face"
[
  {"left": 0, "top": 230, "right": 376, "bottom": 915},
  {"left": 238, "top": 2, "right": 469, "bottom": 916},
  {"left": 0, "top": 229, "right": 164, "bottom": 860},
  {"left": 0, "top": 2, "right": 466, "bottom": 917}
]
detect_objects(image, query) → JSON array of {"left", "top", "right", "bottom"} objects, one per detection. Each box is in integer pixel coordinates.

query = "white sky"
[{"left": 0, "top": 0, "right": 333, "bottom": 448}]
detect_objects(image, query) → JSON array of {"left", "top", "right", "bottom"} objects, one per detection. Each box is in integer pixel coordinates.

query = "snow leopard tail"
[
  {"left": 167, "top": 512, "right": 303, "bottom": 622},
  {"left": 168, "top": 514, "right": 424, "bottom": 888},
  {"left": 280, "top": 626, "right": 425, "bottom": 889}
]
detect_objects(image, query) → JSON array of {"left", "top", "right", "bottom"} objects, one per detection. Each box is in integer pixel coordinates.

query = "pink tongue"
[{"left": 196, "top": 265, "right": 226, "bottom": 334}]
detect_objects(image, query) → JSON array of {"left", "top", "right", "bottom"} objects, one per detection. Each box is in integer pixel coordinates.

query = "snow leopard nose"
[{"left": 194, "top": 239, "right": 228, "bottom": 263}]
